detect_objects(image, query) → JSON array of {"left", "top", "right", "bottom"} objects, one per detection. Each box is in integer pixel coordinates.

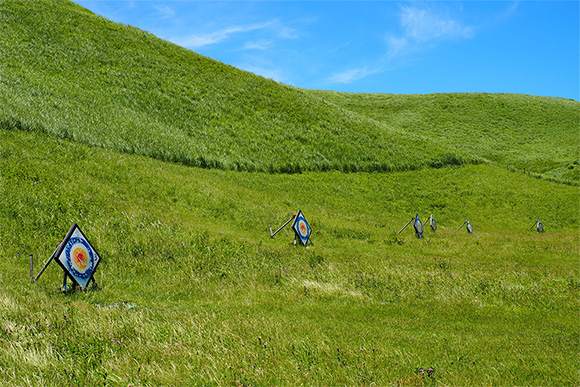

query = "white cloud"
[
  {"left": 329, "top": 5, "right": 475, "bottom": 85},
  {"left": 242, "top": 39, "right": 273, "bottom": 51},
  {"left": 328, "top": 66, "right": 381, "bottom": 84},
  {"left": 153, "top": 4, "right": 175, "bottom": 19},
  {"left": 399, "top": 5, "right": 474, "bottom": 43},
  {"left": 171, "top": 21, "right": 273, "bottom": 49},
  {"left": 169, "top": 18, "right": 297, "bottom": 50}
]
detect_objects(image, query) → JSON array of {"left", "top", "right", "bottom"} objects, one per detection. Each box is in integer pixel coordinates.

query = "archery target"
[
  {"left": 56, "top": 225, "right": 100, "bottom": 289},
  {"left": 292, "top": 210, "right": 312, "bottom": 246},
  {"left": 466, "top": 220, "right": 473, "bottom": 234},
  {"left": 430, "top": 215, "right": 437, "bottom": 232},
  {"left": 413, "top": 215, "right": 423, "bottom": 238},
  {"left": 537, "top": 220, "right": 544, "bottom": 233}
]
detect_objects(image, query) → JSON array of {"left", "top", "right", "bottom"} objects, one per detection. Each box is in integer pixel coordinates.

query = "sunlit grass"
[
  {"left": 310, "top": 90, "right": 580, "bottom": 185},
  {"left": 0, "top": 1, "right": 578, "bottom": 384},
  {"left": 1, "top": 128, "right": 578, "bottom": 385}
]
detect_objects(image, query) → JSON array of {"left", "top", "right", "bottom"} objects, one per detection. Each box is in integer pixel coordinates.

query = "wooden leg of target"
[
  {"left": 30, "top": 255, "right": 33, "bottom": 282},
  {"left": 62, "top": 271, "right": 67, "bottom": 292}
]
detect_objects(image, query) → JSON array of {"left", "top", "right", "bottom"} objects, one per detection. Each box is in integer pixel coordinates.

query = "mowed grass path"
[{"left": 1, "top": 128, "right": 578, "bottom": 385}]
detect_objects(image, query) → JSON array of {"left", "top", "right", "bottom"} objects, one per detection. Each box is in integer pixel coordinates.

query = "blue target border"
[
  {"left": 64, "top": 237, "right": 95, "bottom": 279},
  {"left": 430, "top": 215, "right": 437, "bottom": 232},
  {"left": 413, "top": 214, "right": 423, "bottom": 239},
  {"left": 292, "top": 210, "right": 312, "bottom": 246},
  {"left": 53, "top": 224, "right": 102, "bottom": 289},
  {"left": 466, "top": 220, "right": 473, "bottom": 234}
]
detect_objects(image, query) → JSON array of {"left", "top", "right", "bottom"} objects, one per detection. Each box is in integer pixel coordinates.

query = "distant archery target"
[
  {"left": 56, "top": 225, "right": 100, "bottom": 289},
  {"left": 413, "top": 214, "right": 423, "bottom": 239},
  {"left": 430, "top": 215, "right": 437, "bottom": 232},
  {"left": 466, "top": 220, "right": 473, "bottom": 234},
  {"left": 537, "top": 220, "right": 544, "bottom": 233},
  {"left": 292, "top": 210, "right": 312, "bottom": 246}
]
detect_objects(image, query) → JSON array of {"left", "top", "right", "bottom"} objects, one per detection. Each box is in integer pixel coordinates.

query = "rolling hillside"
[
  {"left": 309, "top": 91, "right": 580, "bottom": 184},
  {"left": 0, "top": 0, "right": 578, "bottom": 385},
  {"left": 0, "top": 0, "right": 472, "bottom": 174}
]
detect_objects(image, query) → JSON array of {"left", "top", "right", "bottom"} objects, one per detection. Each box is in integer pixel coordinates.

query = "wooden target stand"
[
  {"left": 270, "top": 210, "right": 313, "bottom": 246},
  {"left": 397, "top": 213, "right": 437, "bottom": 239},
  {"left": 32, "top": 224, "right": 101, "bottom": 292}
]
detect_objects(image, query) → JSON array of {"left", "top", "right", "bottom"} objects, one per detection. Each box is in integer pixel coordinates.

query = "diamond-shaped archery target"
[
  {"left": 55, "top": 224, "right": 101, "bottom": 289},
  {"left": 466, "top": 220, "right": 473, "bottom": 234},
  {"left": 292, "top": 210, "right": 312, "bottom": 246},
  {"left": 413, "top": 214, "right": 423, "bottom": 238},
  {"left": 537, "top": 220, "right": 544, "bottom": 233},
  {"left": 430, "top": 215, "right": 437, "bottom": 232}
]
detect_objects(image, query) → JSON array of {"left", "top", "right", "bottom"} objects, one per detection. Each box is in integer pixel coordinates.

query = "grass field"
[
  {"left": 309, "top": 91, "right": 580, "bottom": 185},
  {"left": 1, "top": 0, "right": 579, "bottom": 385},
  {"left": 2, "top": 126, "right": 579, "bottom": 386}
]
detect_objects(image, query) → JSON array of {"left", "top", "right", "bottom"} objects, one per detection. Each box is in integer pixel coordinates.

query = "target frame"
[
  {"left": 430, "top": 214, "right": 437, "bottom": 232},
  {"left": 292, "top": 210, "right": 312, "bottom": 246},
  {"left": 54, "top": 224, "right": 101, "bottom": 290},
  {"left": 466, "top": 220, "right": 473, "bottom": 234},
  {"left": 413, "top": 214, "right": 423, "bottom": 239}
]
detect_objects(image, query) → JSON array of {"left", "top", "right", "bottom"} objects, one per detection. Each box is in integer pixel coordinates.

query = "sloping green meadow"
[
  {"left": 1, "top": 0, "right": 579, "bottom": 385},
  {"left": 0, "top": 0, "right": 473, "bottom": 174},
  {"left": 1, "top": 127, "right": 579, "bottom": 385},
  {"left": 309, "top": 91, "right": 580, "bottom": 185}
]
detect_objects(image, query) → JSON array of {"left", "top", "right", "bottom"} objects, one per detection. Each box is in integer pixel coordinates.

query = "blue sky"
[{"left": 74, "top": 1, "right": 579, "bottom": 100}]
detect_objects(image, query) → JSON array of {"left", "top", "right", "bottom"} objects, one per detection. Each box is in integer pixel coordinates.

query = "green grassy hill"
[
  {"left": 0, "top": 0, "right": 473, "bottom": 174},
  {"left": 309, "top": 91, "right": 580, "bottom": 184},
  {"left": 1, "top": 0, "right": 579, "bottom": 385}
]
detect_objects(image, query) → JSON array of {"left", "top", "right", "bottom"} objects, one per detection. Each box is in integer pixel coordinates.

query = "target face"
[
  {"left": 430, "top": 215, "right": 437, "bottom": 232},
  {"left": 55, "top": 224, "right": 100, "bottom": 289},
  {"left": 413, "top": 214, "right": 423, "bottom": 238},
  {"left": 466, "top": 220, "right": 473, "bottom": 234},
  {"left": 292, "top": 210, "right": 312, "bottom": 246},
  {"left": 537, "top": 221, "right": 544, "bottom": 233}
]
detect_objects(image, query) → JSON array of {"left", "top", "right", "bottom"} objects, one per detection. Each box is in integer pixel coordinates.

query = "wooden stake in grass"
[
  {"left": 397, "top": 217, "right": 413, "bottom": 235},
  {"left": 269, "top": 215, "right": 296, "bottom": 238},
  {"left": 457, "top": 220, "right": 474, "bottom": 234}
]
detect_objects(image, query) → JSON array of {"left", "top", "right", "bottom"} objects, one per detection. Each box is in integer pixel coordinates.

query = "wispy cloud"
[
  {"left": 329, "top": 4, "right": 475, "bottom": 85},
  {"left": 153, "top": 4, "right": 175, "bottom": 19},
  {"left": 328, "top": 66, "right": 381, "bottom": 84},
  {"left": 170, "top": 18, "right": 298, "bottom": 50},
  {"left": 171, "top": 22, "right": 273, "bottom": 49},
  {"left": 242, "top": 39, "right": 274, "bottom": 51},
  {"left": 399, "top": 5, "right": 474, "bottom": 43}
]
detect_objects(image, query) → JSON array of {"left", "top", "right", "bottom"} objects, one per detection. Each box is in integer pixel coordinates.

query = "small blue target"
[
  {"left": 537, "top": 220, "right": 544, "bottom": 233},
  {"left": 466, "top": 220, "right": 473, "bottom": 234},
  {"left": 413, "top": 214, "right": 423, "bottom": 239},
  {"left": 430, "top": 215, "right": 437, "bottom": 232}
]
